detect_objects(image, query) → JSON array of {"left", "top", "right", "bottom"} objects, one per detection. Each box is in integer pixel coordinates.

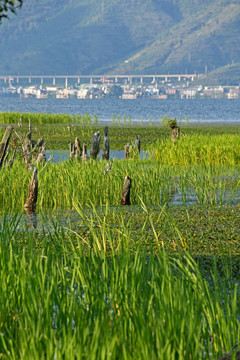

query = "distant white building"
[{"left": 76, "top": 89, "right": 88, "bottom": 99}]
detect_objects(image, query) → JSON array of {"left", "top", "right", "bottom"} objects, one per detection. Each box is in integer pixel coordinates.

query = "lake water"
[{"left": 0, "top": 97, "right": 240, "bottom": 124}]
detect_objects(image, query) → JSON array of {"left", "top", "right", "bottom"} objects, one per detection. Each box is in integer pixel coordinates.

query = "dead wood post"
[
  {"left": 81, "top": 143, "right": 88, "bottom": 162},
  {"left": 0, "top": 125, "right": 13, "bottom": 170},
  {"left": 168, "top": 119, "right": 180, "bottom": 143},
  {"left": 75, "top": 137, "right": 82, "bottom": 158},
  {"left": 7, "top": 148, "right": 17, "bottom": 168},
  {"left": 23, "top": 119, "right": 32, "bottom": 154},
  {"left": 24, "top": 168, "right": 38, "bottom": 229},
  {"left": 36, "top": 145, "right": 47, "bottom": 164},
  {"left": 171, "top": 126, "right": 180, "bottom": 143},
  {"left": 3, "top": 145, "right": 11, "bottom": 167},
  {"left": 124, "top": 143, "right": 130, "bottom": 159},
  {"left": 90, "top": 131, "right": 101, "bottom": 159},
  {"left": 135, "top": 135, "right": 141, "bottom": 153},
  {"left": 24, "top": 167, "right": 38, "bottom": 213},
  {"left": 69, "top": 142, "right": 75, "bottom": 159},
  {"left": 121, "top": 176, "right": 132, "bottom": 205},
  {"left": 102, "top": 126, "right": 109, "bottom": 160}
]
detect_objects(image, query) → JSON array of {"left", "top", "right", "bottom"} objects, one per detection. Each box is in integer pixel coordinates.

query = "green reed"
[
  {"left": 150, "top": 134, "right": 240, "bottom": 165},
  {"left": 0, "top": 112, "right": 95, "bottom": 125},
  {"left": 0, "top": 205, "right": 239, "bottom": 359},
  {"left": 1, "top": 159, "right": 240, "bottom": 212}
]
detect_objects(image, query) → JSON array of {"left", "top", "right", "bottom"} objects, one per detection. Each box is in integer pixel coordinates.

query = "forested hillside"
[{"left": 0, "top": 0, "right": 239, "bottom": 82}]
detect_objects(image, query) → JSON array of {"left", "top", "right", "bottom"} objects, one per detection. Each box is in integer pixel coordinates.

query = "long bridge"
[{"left": 0, "top": 74, "right": 203, "bottom": 87}]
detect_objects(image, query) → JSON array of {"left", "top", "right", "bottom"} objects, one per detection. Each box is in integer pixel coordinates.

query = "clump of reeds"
[{"left": 0, "top": 207, "right": 239, "bottom": 359}]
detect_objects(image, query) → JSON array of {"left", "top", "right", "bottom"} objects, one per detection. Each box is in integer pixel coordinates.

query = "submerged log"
[
  {"left": 0, "top": 125, "right": 13, "bottom": 170},
  {"left": 102, "top": 126, "right": 110, "bottom": 161},
  {"left": 120, "top": 176, "right": 132, "bottom": 205},
  {"left": 90, "top": 131, "right": 101, "bottom": 159}
]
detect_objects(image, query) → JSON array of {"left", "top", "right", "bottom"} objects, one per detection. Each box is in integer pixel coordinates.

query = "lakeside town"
[{"left": 0, "top": 80, "right": 239, "bottom": 99}]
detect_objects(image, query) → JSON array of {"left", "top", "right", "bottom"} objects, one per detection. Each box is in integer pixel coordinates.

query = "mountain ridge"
[{"left": 0, "top": 0, "right": 239, "bottom": 84}]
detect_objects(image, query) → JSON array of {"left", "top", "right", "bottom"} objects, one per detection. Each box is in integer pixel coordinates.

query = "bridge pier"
[
  {"left": 165, "top": 76, "right": 168, "bottom": 82},
  {"left": 115, "top": 76, "right": 118, "bottom": 83},
  {"left": 77, "top": 77, "right": 80, "bottom": 84},
  {"left": 29, "top": 77, "right": 31, "bottom": 84},
  {"left": 65, "top": 77, "right": 68, "bottom": 89},
  {"left": 140, "top": 77, "right": 143, "bottom": 84},
  {"left": 53, "top": 78, "right": 55, "bottom": 85},
  {"left": 90, "top": 77, "right": 93, "bottom": 85},
  {"left": 178, "top": 76, "right": 181, "bottom": 81},
  {"left": 128, "top": 76, "right": 132, "bottom": 84},
  {"left": 41, "top": 78, "right": 43, "bottom": 85}
]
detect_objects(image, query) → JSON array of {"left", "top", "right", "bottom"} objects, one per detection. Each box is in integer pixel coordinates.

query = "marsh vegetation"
[{"left": 0, "top": 113, "right": 239, "bottom": 359}]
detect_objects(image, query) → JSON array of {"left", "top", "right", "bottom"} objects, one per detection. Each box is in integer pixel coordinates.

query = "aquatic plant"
[{"left": 0, "top": 207, "right": 239, "bottom": 359}]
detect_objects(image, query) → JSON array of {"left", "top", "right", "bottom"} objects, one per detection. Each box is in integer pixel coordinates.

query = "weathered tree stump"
[
  {"left": 36, "top": 145, "right": 46, "bottom": 164},
  {"left": 3, "top": 145, "right": 11, "bottom": 167},
  {"left": 90, "top": 131, "right": 101, "bottom": 159},
  {"left": 171, "top": 126, "right": 180, "bottom": 143},
  {"left": 24, "top": 168, "right": 38, "bottom": 229},
  {"left": 135, "top": 135, "right": 141, "bottom": 153},
  {"left": 69, "top": 142, "right": 75, "bottom": 159},
  {"left": 124, "top": 143, "right": 130, "bottom": 159},
  {"left": 23, "top": 119, "right": 32, "bottom": 154},
  {"left": 8, "top": 148, "right": 17, "bottom": 168},
  {"left": 0, "top": 125, "right": 13, "bottom": 170},
  {"left": 102, "top": 126, "right": 109, "bottom": 160},
  {"left": 104, "top": 159, "right": 113, "bottom": 173},
  {"left": 75, "top": 137, "right": 82, "bottom": 158},
  {"left": 120, "top": 176, "right": 132, "bottom": 205},
  {"left": 81, "top": 143, "right": 88, "bottom": 162},
  {"left": 24, "top": 167, "right": 38, "bottom": 213}
]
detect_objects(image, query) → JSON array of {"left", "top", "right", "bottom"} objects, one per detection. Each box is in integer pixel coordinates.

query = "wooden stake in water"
[
  {"left": 135, "top": 135, "right": 141, "bottom": 153},
  {"left": 102, "top": 126, "right": 109, "bottom": 160},
  {"left": 81, "top": 143, "right": 88, "bottom": 162},
  {"left": 121, "top": 176, "right": 132, "bottom": 205},
  {"left": 0, "top": 125, "right": 13, "bottom": 170},
  {"left": 75, "top": 137, "right": 82, "bottom": 158},
  {"left": 90, "top": 131, "right": 101, "bottom": 159},
  {"left": 24, "top": 167, "right": 38, "bottom": 229}
]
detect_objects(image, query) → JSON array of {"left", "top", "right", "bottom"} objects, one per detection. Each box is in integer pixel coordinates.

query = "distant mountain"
[{"left": 0, "top": 0, "right": 239, "bottom": 84}]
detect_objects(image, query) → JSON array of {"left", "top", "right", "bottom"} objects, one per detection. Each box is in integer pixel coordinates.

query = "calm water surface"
[{"left": 0, "top": 97, "right": 240, "bottom": 124}]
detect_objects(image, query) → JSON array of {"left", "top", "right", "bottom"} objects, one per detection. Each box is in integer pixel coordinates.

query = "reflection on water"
[{"left": 2, "top": 184, "right": 240, "bottom": 232}]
